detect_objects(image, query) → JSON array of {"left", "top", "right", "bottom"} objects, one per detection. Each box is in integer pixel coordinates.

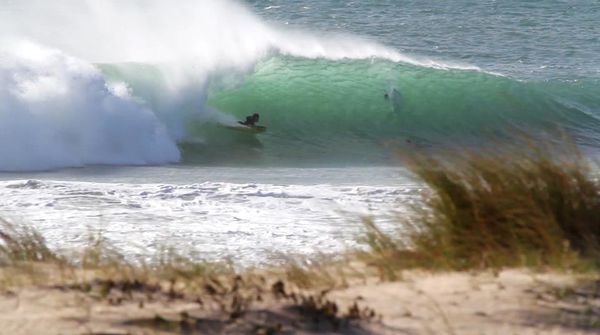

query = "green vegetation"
[{"left": 360, "top": 140, "right": 600, "bottom": 277}]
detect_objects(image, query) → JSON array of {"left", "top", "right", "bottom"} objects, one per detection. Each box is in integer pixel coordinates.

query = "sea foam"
[{"left": 0, "top": 41, "right": 180, "bottom": 171}]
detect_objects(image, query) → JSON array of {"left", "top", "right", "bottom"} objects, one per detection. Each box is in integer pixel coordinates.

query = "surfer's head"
[{"left": 252, "top": 113, "right": 260, "bottom": 121}]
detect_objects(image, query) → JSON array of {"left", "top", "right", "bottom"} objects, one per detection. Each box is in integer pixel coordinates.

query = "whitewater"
[{"left": 1, "top": 0, "right": 599, "bottom": 263}]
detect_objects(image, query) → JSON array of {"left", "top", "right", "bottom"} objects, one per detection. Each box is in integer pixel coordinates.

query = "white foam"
[
  {"left": 0, "top": 178, "right": 414, "bottom": 263},
  {"left": 0, "top": 41, "right": 180, "bottom": 171}
]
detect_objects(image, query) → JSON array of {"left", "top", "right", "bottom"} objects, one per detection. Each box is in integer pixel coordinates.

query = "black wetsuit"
[
  {"left": 240, "top": 115, "right": 260, "bottom": 126},
  {"left": 239, "top": 116, "right": 255, "bottom": 126}
]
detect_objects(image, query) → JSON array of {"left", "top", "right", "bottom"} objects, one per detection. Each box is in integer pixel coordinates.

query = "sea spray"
[
  {"left": 0, "top": 0, "right": 469, "bottom": 68},
  {"left": 0, "top": 41, "right": 179, "bottom": 171}
]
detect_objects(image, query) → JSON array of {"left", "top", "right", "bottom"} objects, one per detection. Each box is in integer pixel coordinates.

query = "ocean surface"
[{"left": 0, "top": 0, "right": 598, "bottom": 263}]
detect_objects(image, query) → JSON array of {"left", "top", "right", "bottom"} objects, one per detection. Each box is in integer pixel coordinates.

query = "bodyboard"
[{"left": 224, "top": 125, "right": 267, "bottom": 134}]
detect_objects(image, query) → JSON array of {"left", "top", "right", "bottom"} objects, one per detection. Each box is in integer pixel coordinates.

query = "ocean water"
[{"left": 0, "top": 0, "right": 598, "bottom": 263}]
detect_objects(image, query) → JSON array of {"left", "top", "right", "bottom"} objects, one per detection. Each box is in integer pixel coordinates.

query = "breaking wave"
[{"left": 1, "top": 0, "right": 599, "bottom": 170}]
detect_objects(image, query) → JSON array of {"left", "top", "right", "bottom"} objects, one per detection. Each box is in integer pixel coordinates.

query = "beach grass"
[
  {"left": 0, "top": 219, "right": 378, "bottom": 333},
  {"left": 0, "top": 218, "right": 63, "bottom": 265},
  {"left": 359, "top": 139, "right": 600, "bottom": 278}
]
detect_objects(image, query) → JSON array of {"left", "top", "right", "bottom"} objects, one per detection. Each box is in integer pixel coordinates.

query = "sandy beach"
[{"left": 0, "top": 267, "right": 597, "bottom": 334}]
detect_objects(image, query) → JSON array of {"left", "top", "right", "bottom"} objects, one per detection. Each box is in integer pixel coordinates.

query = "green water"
[{"left": 99, "top": 1, "right": 600, "bottom": 165}]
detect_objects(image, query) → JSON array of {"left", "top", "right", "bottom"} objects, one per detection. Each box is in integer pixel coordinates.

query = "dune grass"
[
  {"left": 0, "top": 218, "right": 63, "bottom": 265},
  {"left": 360, "top": 139, "right": 600, "bottom": 277}
]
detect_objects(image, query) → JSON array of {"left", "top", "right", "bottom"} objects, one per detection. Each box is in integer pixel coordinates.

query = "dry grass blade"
[
  {"left": 79, "top": 232, "right": 127, "bottom": 269},
  {"left": 279, "top": 256, "right": 344, "bottom": 289},
  {"left": 0, "top": 219, "right": 61, "bottom": 265},
  {"left": 361, "top": 138, "right": 600, "bottom": 275}
]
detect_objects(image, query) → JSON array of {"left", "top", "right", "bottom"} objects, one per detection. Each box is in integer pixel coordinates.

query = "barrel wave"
[
  {"left": 1, "top": 0, "right": 600, "bottom": 170},
  {"left": 186, "top": 57, "right": 600, "bottom": 165}
]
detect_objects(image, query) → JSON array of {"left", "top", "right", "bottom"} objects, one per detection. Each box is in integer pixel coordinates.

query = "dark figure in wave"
[{"left": 239, "top": 113, "right": 260, "bottom": 127}]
